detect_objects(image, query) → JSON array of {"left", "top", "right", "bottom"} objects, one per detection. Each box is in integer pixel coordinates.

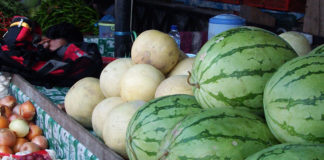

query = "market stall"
[{"left": 1, "top": 0, "right": 324, "bottom": 160}]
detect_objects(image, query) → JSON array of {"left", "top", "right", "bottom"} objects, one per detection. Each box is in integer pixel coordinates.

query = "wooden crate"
[
  {"left": 303, "top": 0, "right": 324, "bottom": 37},
  {"left": 10, "top": 74, "right": 124, "bottom": 160}
]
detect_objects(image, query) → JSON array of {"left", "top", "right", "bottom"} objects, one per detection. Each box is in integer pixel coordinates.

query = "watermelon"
[
  {"left": 309, "top": 44, "right": 324, "bottom": 55},
  {"left": 264, "top": 54, "right": 324, "bottom": 143},
  {"left": 190, "top": 26, "right": 297, "bottom": 114},
  {"left": 126, "top": 94, "right": 203, "bottom": 160},
  {"left": 157, "top": 108, "right": 278, "bottom": 160},
  {"left": 246, "top": 143, "right": 324, "bottom": 160}
]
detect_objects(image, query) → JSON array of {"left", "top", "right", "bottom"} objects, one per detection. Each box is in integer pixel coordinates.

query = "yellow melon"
[
  {"left": 168, "top": 57, "right": 195, "bottom": 77},
  {"left": 120, "top": 64, "right": 165, "bottom": 102},
  {"left": 65, "top": 77, "right": 105, "bottom": 128},
  {"left": 91, "top": 97, "right": 124, "bottom": 138},
  {"left": 155, "top": 75, "right": 193, "bottom": 98},
  {"left": 279, "top": 31, "right": 311, "bottom": 56},
  {"left": 131, "top": 30, "right": 181, "bottom": 74},
  {"left": 99, "top": 58, "right": 134, "bottom": 97},
  {"left": 102, "top": 100, "right": 146, "bottom": 158}
]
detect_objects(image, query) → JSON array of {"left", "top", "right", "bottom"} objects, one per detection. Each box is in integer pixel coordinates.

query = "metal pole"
[{"left": 114, "top": 0, "right": 132, "bottom": 58}]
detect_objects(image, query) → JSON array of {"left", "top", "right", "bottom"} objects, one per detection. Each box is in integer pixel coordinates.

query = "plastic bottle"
[{"left": 168, "top": 25, "right": 181, "bottom": 48}]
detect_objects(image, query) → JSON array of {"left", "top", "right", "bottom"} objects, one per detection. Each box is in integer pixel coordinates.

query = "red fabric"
[
  {"left": 49, "top": 69, "right": 65, "bottom": 75},
  {"left": 16, "top": 27, "right": 31, "bottom": 42},
  {"left": 31, "top": 61, "right": 65, "bottom": 75},
  {"left": 180, "top": 31, "right": 208, "bottom": 54},
  {"left": 10, "top": 56, "right": 25, "bottom": 65},
  {"left": 63, "top": 44, "right": 86, "bottom": 61},
  {"left": 0, "top": 149, "right": 53, "bottom": 159},
  {"left": 1, "top": 45, "right": 9, "bottom": 51}
]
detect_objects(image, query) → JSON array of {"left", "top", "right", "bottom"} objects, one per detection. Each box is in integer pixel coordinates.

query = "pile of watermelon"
[{"left": 124, "top": 26, "right": 324, "bottom": 160}]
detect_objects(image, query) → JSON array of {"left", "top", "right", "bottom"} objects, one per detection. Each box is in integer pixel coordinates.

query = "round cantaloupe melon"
[
  {"left": 131, "top": 30, "right": 181, "bottom": 74},
  {"left": 99, "top": 58, "right": 134, "bottom": 97},
  {"left": 65, "top": 77, "right": 105, "bottom": 128},
  {"left": 168, "top": 57, "right": 195, "bottom": 77},
  {"left": 120, "top": 64, "right": 165, "bottom": 102},
  {"left": 279, "top": 31, "right": 311, "bottom": 56},
  {"left": 178, "top": 50, "right": 188, "bottom": 62},
  {"left": 91, "top": 97, "right": 124, "bottom": 138},
  {"left": 155, "top": 75, "right": 193, "bottom": 98},
  {"left": 102, "top": 100, "right": 146, "bottom": 158}
]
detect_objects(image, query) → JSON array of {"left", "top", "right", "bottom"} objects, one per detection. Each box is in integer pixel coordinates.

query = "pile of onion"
[{"left": 0, "top": 95, "right": 48, "bottom": 155}]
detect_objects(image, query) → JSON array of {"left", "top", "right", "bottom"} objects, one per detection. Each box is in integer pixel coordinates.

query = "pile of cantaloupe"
[{"left": 64, "top": 29, "right": 196, "bottom": 158}]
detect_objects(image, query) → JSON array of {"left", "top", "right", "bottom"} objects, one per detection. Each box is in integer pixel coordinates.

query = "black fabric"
[
  {"left": 0, "top": 42, "right": 103, "bottom": 88},
  {"left": 45, "top": 22, "right": 84, "bottom": 43},
  {"left": 0, "top": 17, "right": 102, "bottom": 88},
  {"left": 3, "top": 17, "right": 34, "bottom": 48}
]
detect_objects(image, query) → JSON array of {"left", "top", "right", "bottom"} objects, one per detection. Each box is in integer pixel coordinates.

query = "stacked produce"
[
  {"left": 264, "top": 54, "right": 324, "bottom": 143},
  {"left": 189, "top": 26, "right": 297, "bottom": 115},
  {"left": 63, "top": 25, "right": 324, "bottom": 160},
  {"left": 246, "top": 143, "right": 324, "bottom": 160},
  {"left": 64, "top": 29, "right": 193, "bottom": 158},
  {"left": 0, "top": 95, "right": 48, "bottom": 157}
]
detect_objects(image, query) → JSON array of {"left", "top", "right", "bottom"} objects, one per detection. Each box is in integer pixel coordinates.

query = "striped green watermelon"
[
  {"left": 309, "top": 44, "right": 324, "bottom": 55},
  {"left": 190, "top": 26, "right": 297, "bottom": 114},
  {"left": 157, "top": 108, "right": 278, "bottom": 160},
  {"left": 246, "top": 143, "right": 324, "bottom": 160},
  {"left": 264, "top": 54, "right": 324, "bottom": 143},
  {"left": 126, "top": 94, "right": 203, "bottom": 160}
]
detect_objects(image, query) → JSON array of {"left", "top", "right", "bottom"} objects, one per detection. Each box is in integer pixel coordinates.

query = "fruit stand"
[
  {"left": 9, "top": 74, "right": 124, "bottom": 160},
  {"left": 1, "top": 0, "right": 324, "bottom": 159}
]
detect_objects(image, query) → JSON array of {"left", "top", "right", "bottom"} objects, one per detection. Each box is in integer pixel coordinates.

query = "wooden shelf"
[{"left": 134, "top": 0, "right": 233, "bottom": 16}]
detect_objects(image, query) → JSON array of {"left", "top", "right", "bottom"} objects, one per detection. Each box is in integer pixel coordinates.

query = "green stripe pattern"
[
  {"left": 157, "top": 108, "right": 278, "bottom": 160},
  {"left": 309, "top": 44, "right": 324, "bottom": 55},
  {"left": 264, "top": 54, "right": 324, "bottom": 143},
  {"left": 191, "top": 26, "right": 297, "bottom": 114},
  {"left": 126, "top": 94, "right": 203, "bottom": 160},
  {"left": 246, "top": 143, "right": 324, "bottom": 160}
]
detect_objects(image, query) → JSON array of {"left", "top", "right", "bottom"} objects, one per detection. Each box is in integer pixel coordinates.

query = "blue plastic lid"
[
  {"left": 100, "top": 14, "right": 115, "bottom": 23},
  {"left": 209, "top": 14, "right": 245, "bottom": 25},
  {"left": 171, "top": 25, "right": 178, "bottom": 30}
]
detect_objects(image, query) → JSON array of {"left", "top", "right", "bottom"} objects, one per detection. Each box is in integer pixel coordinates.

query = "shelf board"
[{"left": 135, "top": 0, "right": 233, "bottom": 16}]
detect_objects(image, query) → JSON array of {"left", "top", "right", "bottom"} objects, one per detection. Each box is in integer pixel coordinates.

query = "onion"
[
  {"left": 26, "top": 124, "right": 42, "bottom": 140},
  {"left": 13, "top": 137, "right": 29, "bottom": 153},
  {"left": 9, "top": 119, "right": 29, "bottom": 137},
  {"left": 12, "top": 104, "right": 20, "bottom": 115},
  {"left": 8, "top": 113, "right": 22, "bottom": 122},
  {"left": 0, "top": 95, "right": 16, "bottom": 109},
  {"left": 0, "top": 128, "right": 16, "bottom": 147},
  {"left": 0, "top": 105, "right": 12, "bottom": 118},
  {"left": 0, "top": 116, "right": 9, "bottom": 128},
  {"left": 19, "top": 142, "right": 40, "bottom": 153},
  {"left": 19, "top": 101, "right": 36, "bottom": 121},
  {"left": 31, "top": 135, "right": 48, "bottom": 150},
  {"left": 0, "top": 145, "right": 13, "bottom": 154}
]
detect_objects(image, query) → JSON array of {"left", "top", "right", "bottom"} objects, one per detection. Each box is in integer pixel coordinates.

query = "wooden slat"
[
  {"left": 320, "top": 0, "right": 324, "bottom": 36},
  {"left": 303, "top": 0, "right": 321, "bottom": 36},
  {"left": 11, "top": 74, "right": 124, "bottom": 160},
  {"left": 239, "top": 5, "right": 275, "bottom": 27}
]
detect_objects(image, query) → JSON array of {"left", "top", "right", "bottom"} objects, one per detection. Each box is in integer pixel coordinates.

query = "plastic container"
[
  {"left": 168, "top": 25, "right": 181, "bottom": 48},
  {"left": 208, "top": 14, "right": 245, "bottom": 39},
  {"left": 98, "top": 14, "right": 115, "bottom": 38}
]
